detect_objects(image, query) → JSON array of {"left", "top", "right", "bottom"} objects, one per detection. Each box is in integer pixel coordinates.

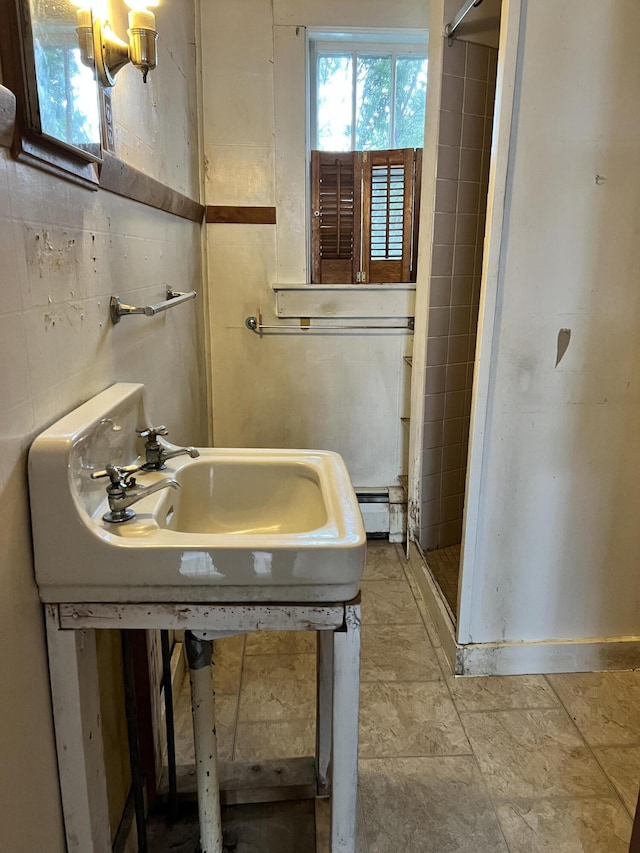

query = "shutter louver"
[
  {"left": 311, "top": 151, "right": 362, "bottom": 284},
  {"left": 362, "top": 149, "right": 415, "bottom": 283}
]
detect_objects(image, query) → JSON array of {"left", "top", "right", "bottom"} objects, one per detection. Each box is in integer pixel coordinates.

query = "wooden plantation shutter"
[
  {"left": 410, "top": 148, "right": 423, "bottom": 283},
  {"left": 310, "top": 148, "right": 421, "bottom": 283},
  {"left": 362, "top": 148, "right": 415, "bottom": 284},
  {"left": 311, "top": 151, "right": 362, "bottom": 284}
]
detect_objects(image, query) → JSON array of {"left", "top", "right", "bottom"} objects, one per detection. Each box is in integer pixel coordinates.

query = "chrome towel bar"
[
  {"left": 245, "top": 313, "right": 414, "bottom": 336},
  {"left": 110, "top": 286, "right": 196, "bottom": 324}
]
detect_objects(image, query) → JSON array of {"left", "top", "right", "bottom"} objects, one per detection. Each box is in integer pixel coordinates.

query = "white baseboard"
[
  {"left": 406, "top": 542, "right": 640, "bottom": 676},
  {"left": 457, "top": 636, "right": 640, "bottom": 676}
]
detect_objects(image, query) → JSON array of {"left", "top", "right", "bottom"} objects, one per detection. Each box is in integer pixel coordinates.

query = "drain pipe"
[
  {"left": 121, "top": 631, "right": 148, "bottom": 853},
  {"left": 185, "top": 630, "right": 223, "bottom": 853}
]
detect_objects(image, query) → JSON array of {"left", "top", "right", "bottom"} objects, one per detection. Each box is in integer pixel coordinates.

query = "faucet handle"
[
  {"left": 137, "top": 425, "right": 168, "bottom": 443},
  {"left": 91, "top": 463, "right": 140, "bottom": 487}
]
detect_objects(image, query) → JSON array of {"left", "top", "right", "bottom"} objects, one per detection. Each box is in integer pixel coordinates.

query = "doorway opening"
[{"left": 417, "top": 4, "right": 502, "bottom": 622}]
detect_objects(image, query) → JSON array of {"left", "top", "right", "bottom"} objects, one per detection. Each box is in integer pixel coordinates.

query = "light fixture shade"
[
  {"left": 128, "top": 27, "right": 158, "bottom": 82},
  {"left": 88, "top": 0, "right": 159, "bottom": 87},
  {"left": 124, "top": 0, "right": 159, "bottom": 13},
  {"left": 75, "top": 24, "right": 95, "bottom": 67}
]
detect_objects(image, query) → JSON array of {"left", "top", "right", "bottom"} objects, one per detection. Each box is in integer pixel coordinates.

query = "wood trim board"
[
  {"left": 58, "top": 602, "right": 347, "bottom": 631},
  {"left": 205, "top": 205, "right": 277, "bottom": 224},
  {"left": 0, "top": 86, "right": 204, "bottom": 222},
  {"left": 99, "top": 153, "right": 204, "bottom": 223}
]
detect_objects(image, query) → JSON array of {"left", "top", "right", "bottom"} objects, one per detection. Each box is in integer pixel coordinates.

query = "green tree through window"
[{"left": 314, "top": 42, "right": 427, "bottom": 152}]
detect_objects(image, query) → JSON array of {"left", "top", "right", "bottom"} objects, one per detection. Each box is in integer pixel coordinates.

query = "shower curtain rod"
[{"left": 444, "top": 0, "right": 485, "bottom": 39}]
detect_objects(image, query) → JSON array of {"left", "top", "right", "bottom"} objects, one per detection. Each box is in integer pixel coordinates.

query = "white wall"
[
  {"left": 460, "top": 0, "right": 640, "bottom": 645},
  {"left": 0, "top": 3, "right": 205, "bottom": 848},
  {"left": 202, "top": 0, "right": 427, "bottom": 488}
]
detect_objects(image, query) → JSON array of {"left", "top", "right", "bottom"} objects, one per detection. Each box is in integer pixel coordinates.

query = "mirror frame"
[
  {"left": 0, "top": 0, "right": 205, "bottom": 222},
  {"left": 0, "top": 0, "right": 102, "bottom": 187}
]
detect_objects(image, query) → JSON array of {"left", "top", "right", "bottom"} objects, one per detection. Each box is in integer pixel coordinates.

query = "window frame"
[{"left": 308, "top": 29, "right": 429, "bottom": 153}]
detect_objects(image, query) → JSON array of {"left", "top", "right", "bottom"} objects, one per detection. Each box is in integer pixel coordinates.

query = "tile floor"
[{"left": 172, "top": 541, "right": 639, "bottom": 852}]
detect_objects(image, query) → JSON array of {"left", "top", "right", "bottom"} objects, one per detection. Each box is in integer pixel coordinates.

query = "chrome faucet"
[
  {"left": 91, "top": 463, "right": 180, "bottom": 523},
  {"left": 137, "top": 426, "right": 199, "bottom": 470}
]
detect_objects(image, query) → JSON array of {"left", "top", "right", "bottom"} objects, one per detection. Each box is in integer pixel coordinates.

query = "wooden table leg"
[
  {"left": 330, "top": 600, "right": 361, "bottom": 853},
  {"left": 316, "top": 629, "right": 334, "bottom": 796},
  {"left": 45, "top": 605, "right": 111, "bottom": 852}
]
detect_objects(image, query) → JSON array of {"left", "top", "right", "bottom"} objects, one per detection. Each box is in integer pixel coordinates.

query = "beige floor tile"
[
  {"left": 363, "top": 541, "right": 406, "bottom": 581},
  {"left": 594, "top": 744, "right": 640, "bottom": 813},
  {"left": 495, "top": 797, "right": 631, "bottom": 852},
  {"left": 244, "top": 630, "right": 316, "bottom": 655},
  {"left": 361, "top": 623, "right": 441, "bottom": 683},
  {"left": 461, "top": 709, "right": 612, "bottom": 800},
  {"left": 238, "top": 653, "right": 316, "bottom": 722},
  {"left": 359, "top": 756, "right": 508, "bottom": 852},
  {"left": 360, "top": 580, "right": 422, "bottom": 625},
  {"left": 435, "top": 648, "right": 559, "bottom": 712},
  {"left": 173, "top": 676, "right": 237, "bottom": 763},
  {"left": 547, "top": 671, "right": 640, "bottom": 747},
  {"left": 212, "top": 633, "right": 245, "bottom": 695},
  {"left": 359, "top": 681, "right": 471, "bottom": 758},
  {"left": 234, "top": 719, "right": 315, "bottom": 761},
  {"left": 315, "top": 796, "right": 368, "bottom": 853},
  {"left": 221, "top": 800, "right": 317, "bottom": 852}
]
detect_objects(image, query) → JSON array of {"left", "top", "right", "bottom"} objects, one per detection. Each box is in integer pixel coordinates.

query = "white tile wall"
[{"left": 0, "top": 2, "right": 205, "bottom": 848}]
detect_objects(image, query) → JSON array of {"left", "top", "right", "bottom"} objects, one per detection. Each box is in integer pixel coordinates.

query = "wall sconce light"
[
  {"left": 72, "top": 1, "right": 159, "bottom": 86},
  {"left": 73, "top": 3, "right": 96, "bottom": 68}
]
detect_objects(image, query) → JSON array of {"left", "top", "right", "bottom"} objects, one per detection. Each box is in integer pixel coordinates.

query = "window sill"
[
  {"left": 273, "top": 284, "right": 417, "bottom": 291},
  {"left": 273, "top": 284, "right": 416, "bottom": 319}
]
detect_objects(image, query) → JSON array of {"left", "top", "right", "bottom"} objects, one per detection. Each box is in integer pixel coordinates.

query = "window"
[
  {"left": 32, "top": 29, "right": 101, "bottom": 154},
  {"left": 309, "top": 33, "right": 428, "bottom": 152},
  {"left": 309, "top": 31, "right": 427, "bottom": 283}
]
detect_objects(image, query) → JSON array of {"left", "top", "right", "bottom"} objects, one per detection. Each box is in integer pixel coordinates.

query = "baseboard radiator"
[{"left": 356, "top": 487, "right": 406, "bottom": 543}]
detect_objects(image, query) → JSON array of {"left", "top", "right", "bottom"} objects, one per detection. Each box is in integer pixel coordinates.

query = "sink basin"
[
  {"left": 28, "top": 383, "right": 366, "bottom": 603},
  {"left": 166, "top": 458, "right": 328, "bottom": 535}
]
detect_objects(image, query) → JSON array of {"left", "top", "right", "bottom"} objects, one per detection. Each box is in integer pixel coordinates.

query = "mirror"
[
  {"left": 0, "top": 0, "right": 103, "bottom": 184},
  {"left": 29, "top": 0, "right": 102, "bottom": 158}
]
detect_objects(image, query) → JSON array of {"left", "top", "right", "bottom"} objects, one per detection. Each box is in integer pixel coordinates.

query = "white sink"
[{"left": 29, "top": 383, "right": 366, "bottom": 603}]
